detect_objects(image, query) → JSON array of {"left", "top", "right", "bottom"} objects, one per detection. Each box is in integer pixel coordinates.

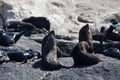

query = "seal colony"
[{"left": 0, "top": 11, "right": 120, "bottom": 70}]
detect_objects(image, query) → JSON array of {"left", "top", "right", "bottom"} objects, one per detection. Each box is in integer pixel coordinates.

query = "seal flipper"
[
  {"left": 14, "top": 30, "right": 24, "bottom": 42},
  {"left": 0, "top": 59, "right": 10, "bottom": 64},
  {"left": 57, "top": 46, "right": 64, "bottom": 58},
  {"left": 57, "top": 46, "right": 69, "bottom": 57},
  {"left": 21, "top": 59, "right": 27, "bottom": 64},
  {"left": 7, "top": 50, "right": 27, "bottom": 63}
]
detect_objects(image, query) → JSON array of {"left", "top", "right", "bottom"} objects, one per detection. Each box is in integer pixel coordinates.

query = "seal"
[
  {"left": 0, "top": 30, "right": 24, "bottom": 46},
  {"left": 0, "top": 13, "right": 49, "bottom": 35},
  {"left": 105, "top": 25, "right": 120, "bottom": 41},
  {"left": 0, "top": 13, "right": 22, "bottom": 31},
  {"left": 106, "top": 25, "right": 116, "bottom": 34},
  {"left": 92, "top": 26, "right": 106, "bottom": 50},
  {"left": 22, "top": 16, "right": 50, "bottom": 32},
  {"left": 71, "top": 24, "right": 101, "bottom": 66},
  {"left": 92, "top": 26, "right": 106, "bottom": 42},
  {"left": 79, "top": 24, "right": 94, "bottom": 53},
  {"left": 102, "top": 47, "right": 120, "bottom": 59},
  {"left": 93, "top": 25, "right": 116, "bottom": 42},
  {"left": 3, "top": 21, "right": 27, "bottom": 31},
  {"left": 6, "top": 50, "right": 27, "bottom": 63},
  {"left": 0, "top": 13, "right": 36, "bottom": 36},
  {"left": 92, "top": 25, "right": 117, "bottom": 50},
  {"left": 5, "top": 49, "right": 41, "bottom": 63},
  {"left": 42, "top": 30, "right": 65, "bottom": 70},
  {"left": 4, "top": 21, "right": 35, "bottom": 36}
]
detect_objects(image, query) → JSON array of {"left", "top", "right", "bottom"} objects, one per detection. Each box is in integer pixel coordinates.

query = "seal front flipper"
[
  {"left": 56, "top": 46, "right": 67, "bottom": 57},
  {"left": 14, "top": 30, "right": 24, "bottom": 43}
]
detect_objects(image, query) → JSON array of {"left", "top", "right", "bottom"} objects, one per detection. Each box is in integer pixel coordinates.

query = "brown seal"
[
  {"left": 71, "top": 24, "right": 101, "bottom": 66},
  {"left": 22, "top": 16, "right": 50, "bottom": 32},
  {"left": 92, "top": 26, "right": 106, "bottom": 45},
  {"left": 42, "top": 30, "right": 65, "bottom": 70},
  {"left": 93, "top": 25, "right": 117, "bottom": 44},
  {"left": 79, "top": 24, "right": 94, "bottom": 53},
  {"left": 71, "top": 41, "right": 101, "bottom": 66},
  {"left": 105, "top": 25, "right": 120, "bottom": 41},
  {"left": 92, "top": 25, "right": 117, "bottom": 51}
]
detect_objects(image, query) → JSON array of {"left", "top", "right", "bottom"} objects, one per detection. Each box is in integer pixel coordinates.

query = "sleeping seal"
[
  {"left": 22, "top": 16, "right": 50, "bottom": 32},
  {"left": 6, "top": 50, "right": 27, "bottom": 63},
  {"left": 102, "top": 47, "right": 120, "bottom": 59},
  {"left": 0, "top": 30, "right": 24, "bottom": 46}
]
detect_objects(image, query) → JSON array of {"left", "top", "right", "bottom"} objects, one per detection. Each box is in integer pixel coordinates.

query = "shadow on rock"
[
  {"left": 32, "top": 59, "right": 100, "bottom": 71},
  {"left": 32, "top": 60, "right": 49, "bottom": 71}
]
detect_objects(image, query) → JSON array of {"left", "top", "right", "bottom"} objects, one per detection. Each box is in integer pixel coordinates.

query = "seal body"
[
  {"left": 42, "top": 30, "right": 62, "bottom": 70},
  {"left": 7, "top": 50, "right": 27, "bottom": 63},
  {"left": 105, "top": 25, "right": 120, "bottom": 41},
  {"left": 71, "top": 24, "right": 100, "bottom": 66},
  {"left": 92, "top": 26, "right": 106, "bottom": 44},
  {"left": 71, "top": 41, "right": 100, "bottom": 66},
  {"left": 93, "top": 25, "right": 117, "bottom": 43},
  {"left": 4, "top": 21, "right": 35, "bottom": 36},
  {"left": 0, "top": 30, "right": 24, "bottom": 46},
  {"left": 22, "top": 16, "right": 50, "bottom": 32},
  {"left": 103, "top": 47, "right": 120, "bottom": 59}
]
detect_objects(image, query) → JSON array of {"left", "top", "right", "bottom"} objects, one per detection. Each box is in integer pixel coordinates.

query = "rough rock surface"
[{"left": 0, "top": 0, "right": 120, "bottom": 80}]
